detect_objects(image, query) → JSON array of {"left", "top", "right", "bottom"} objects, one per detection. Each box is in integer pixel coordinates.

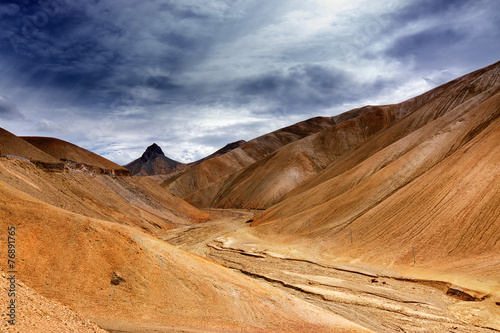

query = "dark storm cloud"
[
  {"left": 0, "top": 1, "right": 127, "bottom": 110},
  {"left": 236, "top": 64, "right": 393, "bottom": 115},
  {"left": 386, "top": 28, "right": 468, "bottom": 62},
  {"left": 384, "top": 0, "right": 500, "bottom": 69},
  {"left": 393, "top": 0, "right": 471, "bottom": 22},
  {"left": 237, "top": 65, "right": 353, "bottom": 111},
  {"left": 0, "top": 3, "right": 20, "bottom": 17},
  {"left": 0, "top": 0, "right": 208, "bottom": 109},
  {"left": 239, "top": 65, "right": 347, "bottom": 96}
]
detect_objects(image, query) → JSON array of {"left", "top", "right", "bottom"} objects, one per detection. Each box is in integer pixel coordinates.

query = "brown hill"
[
  {"left": 21, "top": 136, "right": 130, "bottom": 176},
  {"left": 162, "top": 116, "right": 337, "bottom": 201},
  {"left": 0, "top": 158, "right": 209, "bottom": 236},
  {"left": 240, "top": 60, "right": 500, "bottom": 292},
  {"left": 124, "top": 143, "right": 186, "bottom": 176},
  {"left": 0, "top": 127, "right": 64, "bottom": 171},
  {"left": 0, "top": 181, "right": 368, "bottom": 333}
]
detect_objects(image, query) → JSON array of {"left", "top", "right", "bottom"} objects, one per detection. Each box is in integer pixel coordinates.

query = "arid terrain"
[{"left": 1, "top": 60, "right": 500, "bottom": 332}]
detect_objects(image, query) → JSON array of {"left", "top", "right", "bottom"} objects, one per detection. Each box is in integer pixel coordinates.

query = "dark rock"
[{"left": 111, "top": 271, "right": 126, "bottom": 285}]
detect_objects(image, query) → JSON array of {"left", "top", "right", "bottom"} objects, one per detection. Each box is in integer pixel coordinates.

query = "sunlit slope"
[
  {"left": 0, "top": 159, "right": 209, "bottom": 235},
  {"left": 289, "top": 59, "right": 500, "bottom": 198},
  {"left": 254, "top": 61, "right": 500, "bottom": 221},
  {"left": 0, "top": 183, "right": 369, "bottom": 333},
  {"left": 189, "top": 61, "right": 500, "bottom": 210},
  {"left": 248, "top": 62, "right": 500, "bottom": 288},
  {"left": 197, "top": 105, "right": 395, "bottom": 209},
  {"left": 0, "top": 128, "right": 62, "bottom": 166}
]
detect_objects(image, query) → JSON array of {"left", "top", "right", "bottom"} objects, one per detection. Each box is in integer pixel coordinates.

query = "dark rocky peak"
[{"left": 141, "top": 143, "right": 164, "bottom": 162}]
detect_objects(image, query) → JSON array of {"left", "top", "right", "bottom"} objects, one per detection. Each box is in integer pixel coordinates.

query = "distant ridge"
[
  {"left": 161, "top": 116, "right": 336, "bottom": 200},
  {"left": 125, "top": 140, "right": 248, "bottom": 177},
  {"left": 194, "top": 140, "right": 247, "bottom": 165}
]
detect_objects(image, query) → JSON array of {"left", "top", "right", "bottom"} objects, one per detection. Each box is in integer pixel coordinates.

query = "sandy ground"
[
  {"left": 0, "top": 271, "right": 106, "bottom": 333},
  {"left": 162, "top": 210, "right": 500, "bottom": 333}
]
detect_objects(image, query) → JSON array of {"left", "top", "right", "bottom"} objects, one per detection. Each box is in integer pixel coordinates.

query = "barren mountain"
[
  {"left": 124, "top": 143, "right": 185, "bottom": 176},
  {"left": 233, "top": 60, "right": 500, "bottom": 294},
  {"left": 189, "top": 105, "right": 395, "bottom": 208},
  {"left": 161, "top": 116, "right": 336, "bottom": 200},
  {"left": 125, "top": 141, "right": 246, "bottom": 178},
  {"left": 22, "top": 136, "right": 130, "bottom": 176},
  {"left": 194, "top": 139, "right": 247, "bottom": 164},
  {"left": 185, "top": 62, "right": 500, "bottom": 210},
  {"left": 0, "top": 128, "right": 368, "bottom": 332}
]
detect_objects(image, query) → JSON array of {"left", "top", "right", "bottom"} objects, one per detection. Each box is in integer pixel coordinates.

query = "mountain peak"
[
  {"left": 125, "top": 143, "right": 185, "bottom": 176},
  {"left": 141, "top": 143, "right": 165, "bottom": 162}
]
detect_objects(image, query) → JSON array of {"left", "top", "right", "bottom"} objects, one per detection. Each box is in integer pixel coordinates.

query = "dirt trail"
[{"left": 163, "top": 210, "right": 500, "bottom": 333}]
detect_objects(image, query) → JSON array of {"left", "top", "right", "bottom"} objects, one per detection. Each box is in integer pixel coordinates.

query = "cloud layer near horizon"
[{"left": 0, "top": 0, "right": 499, "bottom": 164}]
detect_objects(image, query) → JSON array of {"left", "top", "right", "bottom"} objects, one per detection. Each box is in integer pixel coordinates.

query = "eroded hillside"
[
  {"left": 0, "top": 181, "right": 368, "bottom": 333},
  {"left": 185, "top": 61, "right": 500, "bottom": 210},
  {"left": 222, "top": 61, "right": 500, "bottom": 299}
]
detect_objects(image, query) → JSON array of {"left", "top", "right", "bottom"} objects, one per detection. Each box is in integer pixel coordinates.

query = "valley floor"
[{"left": 146, "top": 210, "right": 500, "bottom": 333}]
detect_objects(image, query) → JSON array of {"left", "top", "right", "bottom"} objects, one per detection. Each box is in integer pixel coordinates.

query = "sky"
[{"left": 0, "top": 0, "right": 499, "bottom": 165}]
